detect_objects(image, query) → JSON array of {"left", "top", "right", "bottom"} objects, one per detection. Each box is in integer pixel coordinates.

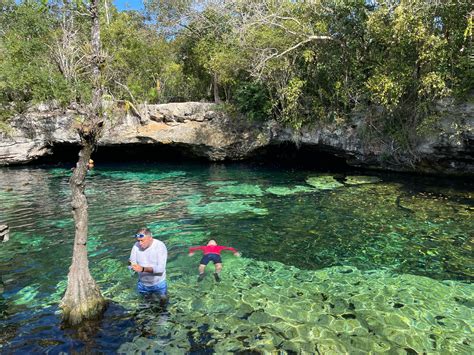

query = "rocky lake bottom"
[{"left": 0, "top": 162, "right": 472, "bottom": 353}]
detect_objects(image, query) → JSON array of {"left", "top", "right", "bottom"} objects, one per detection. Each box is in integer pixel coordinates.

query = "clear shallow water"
[{"left": 0, "top": 162, "right": 473, "bottom": 353}]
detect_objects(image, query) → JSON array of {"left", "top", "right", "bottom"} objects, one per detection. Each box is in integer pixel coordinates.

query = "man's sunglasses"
[{"left": 134, "top": 233, "right": 146, "bottom": 239}]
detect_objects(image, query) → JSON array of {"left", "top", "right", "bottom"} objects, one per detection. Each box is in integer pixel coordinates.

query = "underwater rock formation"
[
  {"left": 116, "top": 258, "right": 474, "bottom": 354},
  {"left": 0, "top": 101, "right": 472, "bottom": 175}
]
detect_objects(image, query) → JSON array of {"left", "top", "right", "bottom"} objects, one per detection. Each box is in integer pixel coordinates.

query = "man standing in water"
[
  {"left": 129, "top": 227, "right": 168, "bottom": 304},
  {"left": 188, "top": 239, "right": 240, "bottom": 282}
]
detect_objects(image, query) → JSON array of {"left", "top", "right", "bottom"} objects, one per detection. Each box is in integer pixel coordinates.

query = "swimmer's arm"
[{"left": 188, "top": 246, "right": 205, "bottom": 256}]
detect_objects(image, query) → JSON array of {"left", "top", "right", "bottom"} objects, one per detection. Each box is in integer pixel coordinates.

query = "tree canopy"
[{"left": 1, "top": 0, "right": 472, "bottom": 146}]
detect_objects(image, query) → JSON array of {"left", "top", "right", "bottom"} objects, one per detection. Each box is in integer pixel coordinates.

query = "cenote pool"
[{"left": 0, "top": 162, "right": 472, "bottom": 353}]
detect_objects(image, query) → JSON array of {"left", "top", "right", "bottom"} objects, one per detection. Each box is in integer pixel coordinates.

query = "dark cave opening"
[
  {"left": 249, "top": 143, "right": 352, "bottom": 172},
  {"left": 36, "top": 142, "right": 353, "bottom": 171},
  {"left": 37, "top": 143, "right": 206, "bottom": 164}
]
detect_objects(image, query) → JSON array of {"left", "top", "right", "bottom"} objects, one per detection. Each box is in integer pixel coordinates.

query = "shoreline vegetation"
[{"left": 1, "top": 0, "right": 472, "bottom": 167}]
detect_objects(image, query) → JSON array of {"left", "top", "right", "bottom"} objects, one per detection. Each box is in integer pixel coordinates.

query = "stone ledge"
[{"left": 0, "top": 101, "right": 472, "bottom": 175}]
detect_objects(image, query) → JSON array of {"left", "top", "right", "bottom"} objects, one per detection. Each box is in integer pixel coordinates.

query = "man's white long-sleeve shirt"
[{"left": 130, "top": 239, "right": 167, "bottom": 286}]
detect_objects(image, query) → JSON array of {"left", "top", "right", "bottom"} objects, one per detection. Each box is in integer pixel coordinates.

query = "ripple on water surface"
[{"left": 0, "top": 164, "right": 472, "bottom": 353}]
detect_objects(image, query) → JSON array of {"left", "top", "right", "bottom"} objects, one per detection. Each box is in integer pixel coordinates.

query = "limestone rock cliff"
[{"left": 0, "top": 101, "right": 472, "bottom": 175}]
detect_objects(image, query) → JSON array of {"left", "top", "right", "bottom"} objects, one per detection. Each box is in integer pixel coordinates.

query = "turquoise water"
[{"left": 0, "top": 163, "right": 472, "bottom": 353}]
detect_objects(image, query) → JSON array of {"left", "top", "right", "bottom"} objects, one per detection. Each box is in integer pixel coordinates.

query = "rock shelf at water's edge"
[{"left": 0, "top": 101, "right": 472, "bottom": 175}]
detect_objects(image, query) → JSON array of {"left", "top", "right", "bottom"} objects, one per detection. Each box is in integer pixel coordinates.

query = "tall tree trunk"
[
  {"left": 61, "top": 142, "right": 105, "bottom": 325},
  {"left": 213, "top": 72, "right": 221, "bottom": 103},
  {"left": 61, "top": 0, "right": 106, "bottom": 326}
]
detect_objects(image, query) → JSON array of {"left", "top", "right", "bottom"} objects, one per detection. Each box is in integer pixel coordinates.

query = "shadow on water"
[
  {"left": 69, "top": 302, "right": 142, "bottom": 352},
  {"left": 132, "top": 302, "right": 171, "bottom": 340},
  {"left": 0, "top": 279, "right": 17, "bottom": 346},
  {"left": 1, "top": 302, "right": 136, "bottom": 353}
]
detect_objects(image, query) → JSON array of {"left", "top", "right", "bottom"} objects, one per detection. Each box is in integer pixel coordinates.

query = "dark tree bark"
[{"left": 61, "top": 0, "right": 106, "bottom": 326}]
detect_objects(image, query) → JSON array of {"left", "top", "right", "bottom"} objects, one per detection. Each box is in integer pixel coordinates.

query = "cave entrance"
[
  {"left": 249, "top": 142, "right": 352, "bottom": 172},
  {"left": 36, "top": 142, "right": 353, "bottom": 172},
  {"left": 36, "top": 142, "right": 206, "bottom": 165}
]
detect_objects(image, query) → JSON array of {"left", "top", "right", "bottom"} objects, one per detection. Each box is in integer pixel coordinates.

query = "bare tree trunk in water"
[
  {"left": 61, "top": 142, "right": 105, "bottom": 325},
  {"left": 61, "top": 0, "right": 106, "bottom": 326},
  {"left": 213, "top": 72, "right": 221, "bottom": 103}
]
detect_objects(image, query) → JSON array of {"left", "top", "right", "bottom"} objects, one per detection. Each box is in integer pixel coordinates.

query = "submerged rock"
[
  {"left": 116, "top": 257, "right": 474, "bottom": 353},
  {"left": 215, "top": 184, "right": 264, "bottom": 196},
  {"left": 306, "top": 175, "right": 344, "bottom": 190},
  {"left": 344, "top": 175, "right": 382, "bottom": 185},
  {"left": 186, "top": 197, "right": 267, "bottom": 216},
  {"left": 266, "top": 185, "right": 314, "bottom": 195}
]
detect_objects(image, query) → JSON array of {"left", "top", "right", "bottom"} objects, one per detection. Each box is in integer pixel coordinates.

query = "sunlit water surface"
[{"left": 0, "top": 163, "right": 473, "bottom": 353}]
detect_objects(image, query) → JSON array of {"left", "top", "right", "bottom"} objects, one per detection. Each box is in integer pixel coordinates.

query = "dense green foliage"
[
  {"left": 1, "top": 0, "right": 472, "bottom": 149},
  {"left": 0, "top": 0, "right": 60, "bottom": 125}
]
